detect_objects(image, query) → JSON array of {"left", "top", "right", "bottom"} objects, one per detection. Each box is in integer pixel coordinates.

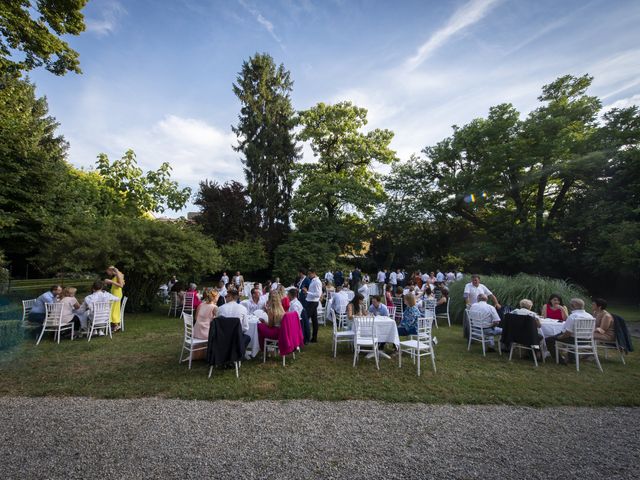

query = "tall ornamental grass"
[{"left": 447, "top": 274, "right": 590, "bottom": 324}]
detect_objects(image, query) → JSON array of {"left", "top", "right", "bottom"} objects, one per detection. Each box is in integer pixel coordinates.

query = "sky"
[{"left": 30, "top": 0, "right": 640, "bottom": 217}]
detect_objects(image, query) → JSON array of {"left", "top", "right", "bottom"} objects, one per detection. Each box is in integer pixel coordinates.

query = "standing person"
[
  {"left": 104, "top": 266, "right": 125, "bottom": 333},
  {"left": 297, "top": 269, "right": 311, "bottom": 307},
  {"left": 389, "top": 269, "right": 397, "bottom": 290},
  {"left": 376, "top": 269, "right": 386, "bottom": 294},
  {"left": 334, "top": 269, "right": 344, "bottom": 288},
  {"left": 220, "top": 271, "right": 229, "bottom": 287},
  {"left": 324, "top": 270, "right": 334, "bottom": 285},
  {"left": 436, "top": 270, "right": 445, "bottom": 283},
  {"left": 28, "top": 285, "right": 62, "bottom": 323},
  {"left": 397, "top": 269, "right": 405, "bottom": 287},
  {"left": 305, "top": 269, "right": 322, "bottom": 343},
  {"left": 464, "top": 275, "right": 500, "bottom": 309},
  {"left": 456, "top": 270, "right": 464, "bottom": 281},
  {"left": 350, "top": 267, "right": 362, "bottom": 291},
  {"left": 232, "top": 271, "right": 244, "bottom": 294}
]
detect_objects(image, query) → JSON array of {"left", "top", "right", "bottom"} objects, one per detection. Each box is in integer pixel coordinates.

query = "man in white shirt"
[
  {"left": 446, "top": 271, "right": 455, "bottom": 283},
  {"left": 28, "top": 285, "right": 62, "bottom": 323},
  {"left": 287, "top": 288, "right": 304, "bottom": 318},
  {"left": 389, "top": 270, "right": 397, "bottom": 289},
  {"left": 324, "top": 270, "right": 334, "bottom": 285},
  {"left": 464, "top": 275, "right": 501, "bottom": 308},
  {"left": 305, "top": 269, "right": 323, "bottom": 343},
  {"left": 456, "top": 271, "right": 464, "bottom": 281},
  {"left": 436, "top": 270, "right": 445, "bottom": 283},
  {"left": 220, "top": 272, "right": 229, "bottom": 286},
  {"left": 270, "top": 278, "right": 280, "bottom": 291},
  {"left": 331, "top": 285, "right": 349, "bottom": 314},
  {"left": 397, "top": 269, "right": 405, "bottom": 287},
  {"left": 376, "top": 269, "right": 386, "bottom": 293},
  {"left": 241, "top": 288, "right": 265, "bottom": 314},
  {"left": 76, "top": 280, "right": 119, "bottom": 331},
  {"left": 217, "top": 289, "right": 251, "bottom": 347},
  {"left": 469, "top": 294, "right": 502, "bottom": 350},
  {"left": 545, "top": 298, "right": 594, "bottom": 364}
]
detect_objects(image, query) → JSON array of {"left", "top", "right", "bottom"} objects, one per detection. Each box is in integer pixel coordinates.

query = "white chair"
[
  {"left": 328, "top": 309, "right": 354, "bottom": 357},
  {"left": 387, "top": 305, "right": 397, "bottom": 320},
  {"left": 119, "top": 296, "right": 128, "bottom": 332},
  {"left": 179, "top": 313, "right": 208, "bottom": 369},
  {"left": 556, "top": 318, "right": 603, "bottom": 372},
  {"left": 436, "top": 299, "right": 451, "bottom": 327},
  {"left": 22, "top": 299, "right": 36, "bottom": 324},
  {"left": 352, "top": 316, "right": 379, "bottom": 370},
  {"left": 263, "top": 338, "right": 296, "bottom": 366},
  {"left": 423, "top": 298, "right": 437, "bottom": 328},
  {"left": 467, "top": 309, "right": 501, "bottom": 356},
  {"left": 317, "top": 303, "right": 326, "bottom": 326},
  {"left": 181, "top": 293, "right": 195, "bottom": 316},
  {"left": 596, "top": 338, "right": 626, "bottom": 365},
  {"left": 399, "top": 316, "right": 436, "bottom": 376},
  {"left": 325, "top": 298, "right": 334, "bottom": 324},
  {"left": 167, "top": 292, "right": 180, "bottom": 317},
  {"left": 87, "top": 302, "right": 113, "bottom": 342},
  {"left": 392, "top": 297, "right": 403, "bottom": 323},
  {"left": 36, "top": 303, "right": 72, "bottom": 345}
]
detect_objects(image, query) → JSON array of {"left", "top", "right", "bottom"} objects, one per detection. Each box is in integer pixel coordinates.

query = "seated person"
[
  {"left": 58, "top": 286, "right": 81, "bottom": 332},
  {"left": 592, "top": 297, "right": 615, "bottom": 342},
  {"left": 241, "top": 287, "right": 266, "bottom": 315},
  {"left": 346, "top": 293, "right": 366, "bottom": 323},
  {"left": 545, "top": 298, "right": 594, "bottom": 363},
  {"left": 435, "top": 287, "right": 449, "bottom": 315},
  {"left": 368, "top": 295, "right": 389, "bottom": 317},
  {"left": 28, "top": 285, "right": 62, "bottom": 323},
  {"left": 257, "top": 291, "right": 285, "bottom": 349},
  {"left": 541, "top": 293, "right": 568, "bottom": 321},
  {"left": 511, "top": 299, "right": 541, "bottom": 325},
  {"left": 75, "top": 280, "right": 119, "bottom": 332},
  {"left": 331, "top": 285, "right": 349, "bottom": 315},
  {"left": 193, "top": 289, "right": 219, "bottom": 340},
  {"left": 216, "top": 289, "right": 250, "bottom": 348},
  {"left": 287, "top": 288, "right": 304, "bottom": 318},
  {"left": 384, "top": 283, "right": 394, "bottom": 307},
  {"left": 398, "top": 293, "right": 421, "bottom": 336},
  {"left": 468, "top": 294, "right": 502, "bottom": 351}
]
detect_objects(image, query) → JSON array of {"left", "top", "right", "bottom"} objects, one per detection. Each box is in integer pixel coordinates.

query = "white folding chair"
[
  {"left": 36, "top": 303, "right": 73, "bottom": 345},
  {"left": 392, "top": 297, "right": 403, "bottom": 323},
  {"left": 556, "top": 318, "right": 603, "bottom": 372},
  {"left": 387, "top": 305, "right": 397, "bottom": 320},
  {"left": 179, "top": 313, "right": 208, "bottom": 369},
  {"left": 119, "top": 296, "right": 128, "bottom": 332},
  {"left": 399, "top": 316, "right": 436, "bottom": 376},
  {"left": 467, "top": 309, "right": 501, "bottom": 356},
  {"left": 317, "top": 303, "right": 326, "bottom": 326},
  {"left": 329, "top": 309, "right": 354, "bottom": 357},
  {"left": 436, "top": 299, "right": 451, "bottom": 327},
  {"left": 597, "top": 338, "right": 626, "bottom": 365},
  {"left": 87, "top": 301, "right": 113, "bottom": 342},
  {"left": 167, "top": 291, "right": 180, "bottom": 317},
  {"left": 22, "top": 299, "right": 36, "bottom": 324},
  {"left": 352, "top": 316, "right": 379, "bottom": 370}
]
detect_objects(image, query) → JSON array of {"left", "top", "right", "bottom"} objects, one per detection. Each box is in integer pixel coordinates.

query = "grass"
[{"left": 0, "top": 309, "right": 638, "bottom": 406}]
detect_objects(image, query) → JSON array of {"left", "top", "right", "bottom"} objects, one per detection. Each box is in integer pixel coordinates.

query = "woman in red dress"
[{"left": 541, "top": 293, "right": 568, "bottom": 321}]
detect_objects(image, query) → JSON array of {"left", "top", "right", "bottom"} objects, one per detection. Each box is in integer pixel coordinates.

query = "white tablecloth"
[
  {"left": 246, "top": 316, "right": 260, "bottom": 358},
  {"left": 369, "top": 316, "right": 400, "bottom": 348},
  {"left": 539, "top": 318, "right": 564, "bottom": 338}
]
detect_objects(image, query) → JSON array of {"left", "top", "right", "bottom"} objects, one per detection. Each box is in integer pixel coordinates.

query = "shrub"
[{"left": 447, "top": 273, "right": 590, "bottom": 324}]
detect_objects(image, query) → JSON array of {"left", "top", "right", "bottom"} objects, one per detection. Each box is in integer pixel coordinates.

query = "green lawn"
[{"left": 0, "top": 311, "right": 638, "bottom": 406}]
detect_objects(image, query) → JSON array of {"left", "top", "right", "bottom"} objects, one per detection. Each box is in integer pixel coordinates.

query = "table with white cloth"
[
  {"left": 539, "top": 318, "right": 565, "bottom": 338},
  {"left": 245, "top": 315, "right": 261, "bottom": 358},
  {"left": 358, "top": 316, "right": 400, "bottom": 360}
]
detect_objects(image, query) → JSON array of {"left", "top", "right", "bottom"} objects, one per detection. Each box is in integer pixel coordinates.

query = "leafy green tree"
[
  {"left": 38, "top": 217, "right": 224, "bottom": 311},
  {"left": 220, "top": 239, "right": 269, "bottom": 274},
  {"left": 194, "top": 180, "right": 259, "bottom": 245},
  {"left": 0, "top": 75, "right": 69, "bottom": 267},
  {"left": 272, "top": 232, "right": 339, "bottom": 284},
  {"left": 295, "top": 101, "right": 397, "bottom": 253},
  {"left": 0, "top": 1, "right": 88, "bottom": 76},
  {"left": 232, "top": 53, "right": 300, "bottom": 253},
  {"left": 95, "top": 149, "right": 192, "bottom": 215}
]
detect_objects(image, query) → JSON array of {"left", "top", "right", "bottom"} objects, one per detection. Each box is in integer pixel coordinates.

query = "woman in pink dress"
[
  {"left": 257, "top": 291, "right": 285, "bottom": 350},
  {"left": 193, "top": 289, "right": 219, "bottom": 340}
]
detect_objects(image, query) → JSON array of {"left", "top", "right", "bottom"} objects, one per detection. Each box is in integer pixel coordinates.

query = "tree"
[
  {"left": 295, "top": 101, "right": 397, "bottom": 253},
  {"left": 0, "top": 75, "right": 69, "bottom": 268},
  {"left": 272, "top": 232, "right": 339, "bottom": 284},
  {"left": 220, "top": 239, "right": 269, "bottom": 274},
  {"left": 0, "top": 1, "right": 88, "bottom": 76},
  {"left": 95, "top": 149, "right": 192, "bottom": 215},
  {"left": 38, "top": 217, "right": 224, "bottom": 311},
  {"left": 232, "top": 53, "right": 300, "bottom": 253},
  {"left": 194, "top": 180, "right": 259, "bottom": 245}
]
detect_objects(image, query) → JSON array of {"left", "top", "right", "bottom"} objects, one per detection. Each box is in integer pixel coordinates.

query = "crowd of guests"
[{"left": 28, "top": 266, "right": 125, "bottom": 336}]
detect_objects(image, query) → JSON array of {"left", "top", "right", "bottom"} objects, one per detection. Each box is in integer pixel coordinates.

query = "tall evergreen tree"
[{"left": 232, "top": 53, "right": 300, "bottom": 254}]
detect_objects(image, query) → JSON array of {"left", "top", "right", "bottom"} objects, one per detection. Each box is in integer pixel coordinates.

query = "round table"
[{"left": 539, "top": 318, "right": 564, "bottom": 338}]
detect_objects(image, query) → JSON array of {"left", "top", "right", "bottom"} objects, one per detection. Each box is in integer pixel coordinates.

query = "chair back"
[
  {"left": 22, "top": 299, "right": 36, "bottom": 322},
  {"left": 182, "top": 292, "right": 194, "bottom": 314},
  {"left": 423, "top": 298, "right": 437, "bottom": 318},
  {"left": 353, "top": 316, "right": 376, "bottom": 343},
  {"left": 503, "top": 313, "right": 538, "bottom": 347},
  {"left": 387, "top": 306, "right": 397, "bottom": 319},
  {"left": 573, "top": 317, "right": 596, "bottom": 344},
  {"left": 120, "top": 296, "right": 128, "bottom": 331},
  {"left": 92, "top": 302, "right": 112, "bottom": 327},
  {"left": 329, "top": 309, "right": 338, "bottom": 334},
  {"left": 208, "top": 316, "right": 244, "bottom": 365},
  {"left": 183, "top": 312, "right": 195, "bottom": 339},
  {"left": 44, "top": 302, "right": 64, "bottom": 326},
  {"left": 392, "top": 297, "right": 403, "bottom": 322},
  {"left": 416, "top": 316, "right": 434, "bottom": 342}
]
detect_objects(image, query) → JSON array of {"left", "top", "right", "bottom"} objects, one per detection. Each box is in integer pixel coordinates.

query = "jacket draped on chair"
[
  {"left": 278, "top": 311, "right": 304, "bottom": 356},
  {"left": 207, "top": 316, "right": 245, "bottom": 366}
]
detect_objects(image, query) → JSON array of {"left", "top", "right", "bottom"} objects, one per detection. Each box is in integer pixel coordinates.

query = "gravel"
[{"left": 0, "top": 397, "right": 638, "bottom": 479}]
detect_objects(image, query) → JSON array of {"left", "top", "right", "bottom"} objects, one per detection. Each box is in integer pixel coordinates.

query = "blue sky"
[{"left": 31, "top": 0, "right": 640, "bottom": 216}]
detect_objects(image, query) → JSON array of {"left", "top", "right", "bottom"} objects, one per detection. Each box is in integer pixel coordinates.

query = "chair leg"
[
  {"left": 398, "top": 348, "right": 402, "bottom": 368},
  {"left": 36, "top": 324, "right": 47, "bottom": 345},
  {"left": 467, "top": 334, "right": 472, "bottom": 351},
  {"left": 532, "top": 347, "right": 538, "bottom": 367},
  {"left": 431, "top": 351, "right": 437, "bottom": 373},
  {"left": 188, "top": 348, "right": 193, "bottom": 369},
  {"left": 593, "top": 344, "right": 603, "bottom": 373},
  {"left": 509, "top": 343, "right": 514, "bottom": 361},
  {"left": 235, "top": 362, "right": 239, "bottom": 378},
  {"left": 208, "top": 365, "right": 214, "bottom": 378},
  {"left": 353, "top": 346, "right": 358, "bottom": 367},
  {"left": 555, "top": 344, "right": 559, "bottom": 364},
  {"left": 263, "top": 339, "right": 267, "bottom": 363},
  {"left": 575, "top": 349, "right": 580, "bottom": 372},
  {"left": 374, "top": 346, "right": 379, "bottom": 370},
  {"left": 282, "top": 355, "right": 285, "bottom": 367},
  {"left": 417, "top": 349, "right": 421, "bottom": 376}
]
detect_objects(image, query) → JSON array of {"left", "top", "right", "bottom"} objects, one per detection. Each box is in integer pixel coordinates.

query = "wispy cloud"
[
  {"left": 404, "top": 0, "right": 501, "bottom": 71},
  {"left": 85, "top": 0, "right": 127, "bottom": 36},
  {"left": 237, "top": 0, "right": 284, "bottom": 49}
]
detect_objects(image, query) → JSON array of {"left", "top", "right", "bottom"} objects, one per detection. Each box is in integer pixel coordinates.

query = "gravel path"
[{"left": 1, "top": 397, "right": 638, "bottom": 479}]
